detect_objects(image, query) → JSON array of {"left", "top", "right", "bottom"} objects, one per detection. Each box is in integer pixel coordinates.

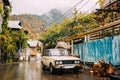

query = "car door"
[{"left": 42, "top": 50, "right": 50, "bottom": 67}]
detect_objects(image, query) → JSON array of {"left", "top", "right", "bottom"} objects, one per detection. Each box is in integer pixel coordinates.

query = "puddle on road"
[{"left": 0, "top": 62, "right": 110, "bottom": 80}]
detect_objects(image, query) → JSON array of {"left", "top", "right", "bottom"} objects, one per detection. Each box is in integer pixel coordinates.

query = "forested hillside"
[
  {"left": 10, "top": 14, "right": 47, "bottom": 39},
  {"left": 10, "top": 9, "right": 63, "bottom": 39}
]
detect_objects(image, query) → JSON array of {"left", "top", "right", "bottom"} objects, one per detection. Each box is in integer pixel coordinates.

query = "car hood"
[{"left": 49, "top": 56, "right": 80, "bottom": 61}]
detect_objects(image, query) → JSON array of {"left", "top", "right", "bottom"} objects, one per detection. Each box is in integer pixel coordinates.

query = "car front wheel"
[
  {"left": 73, "top": 67, "right": 79, "bottom": 74},
  {"left": 49, "top": 64, "right": 54, "bottom": 74}
]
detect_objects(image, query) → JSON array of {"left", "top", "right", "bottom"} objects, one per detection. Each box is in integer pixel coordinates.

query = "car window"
[
  {"left": 42, "top": 50, "right": 50, "bottom": 56},
  {"left": 60, "top": 50, "right": 68, "bottom": 56},
  {"left": 49, "top": 49, "right": 68, "bottom": 56},
  {"left": 45, "top": 50, "right": 50, "bottom": 56},
  {"left": 50, "top": 50, "right": 61, "bottom": 56}
]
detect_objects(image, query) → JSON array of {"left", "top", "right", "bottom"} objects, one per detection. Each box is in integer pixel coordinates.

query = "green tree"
[
  {"left": 0, "top": 1, "right": 13, "bottom": 61},
  {"left": 42, "top": 12, "right": 99, "bottom": 47},
  {"left": 0, "top": 1, "right": 28, "bottom": 62}
]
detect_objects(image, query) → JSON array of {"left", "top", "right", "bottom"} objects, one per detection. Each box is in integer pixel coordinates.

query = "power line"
[
  {"left": 61, "top": 0, "right": 84, "bottom": 18},
  {"left": 77, "top": 0, "right": 90, "bottom": 12},
  {"left": 56, "top": 0, "right": 84, "bottom": 23},
  {"left": 64, "top": 0, "right": 84, "bottom": 16},
  {"left": 79, "top": 3, "right": 98, "bottom": 20},
  {"left": 56, "top": 0, "right": 98, "bottom": 24},
  {"left": 61, "top": 0, "right": 90, "bottom": 22},
  {"left": 69, "top": 0, "right": 99, "bottom": 17},
  {"left": 84, "top": 3, "right": 97, "bottom": 13}
]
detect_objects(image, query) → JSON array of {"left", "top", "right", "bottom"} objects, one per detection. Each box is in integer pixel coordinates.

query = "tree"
[
  {"left": 96, "top": 0, "right": 105, "bottom": 9},
  {"left": 0, "top": 0, "right": 12, "bottom": 62},
  {"left": 10, "top": 29, "right": 28, "bottom": 52},
  {"left": 41, "top": 12, "right": 99, "bottom": 47},
  {"left": 0, "top": 0, "right": 28, "bottom": 62}
]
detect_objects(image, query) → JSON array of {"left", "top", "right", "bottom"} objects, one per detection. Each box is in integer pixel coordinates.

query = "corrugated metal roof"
[{"left": 8, "top": 21, "right": 22, "bottom": 29}]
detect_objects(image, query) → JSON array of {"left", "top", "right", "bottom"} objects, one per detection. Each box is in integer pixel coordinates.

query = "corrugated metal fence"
[{"left": 73, "top": 35, "right": 120, "bottom": 66}]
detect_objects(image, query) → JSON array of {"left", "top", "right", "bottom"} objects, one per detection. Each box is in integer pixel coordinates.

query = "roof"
[
  {"left": 8, "top": 21, "right": 22, "bottom": 29},
  {"left": 27, "top": 40, "right": 38, "bottom": 47}
]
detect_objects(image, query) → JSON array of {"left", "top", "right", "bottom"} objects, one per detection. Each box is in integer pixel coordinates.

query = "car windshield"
[{"left": 49, "top": 49, "right": 68, "bottom": 56}]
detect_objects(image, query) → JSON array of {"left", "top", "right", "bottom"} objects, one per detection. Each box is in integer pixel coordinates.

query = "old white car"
[{"left": 41, "top": 49, "right": 82, "bottom": 74}]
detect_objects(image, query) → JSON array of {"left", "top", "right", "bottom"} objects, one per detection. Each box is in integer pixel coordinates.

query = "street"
[
  {"left": 0, "top": 62, "right": 110, "bottom": 80},
  {"left": 0, "top": 0, "right": 120, "bottom": 80}
]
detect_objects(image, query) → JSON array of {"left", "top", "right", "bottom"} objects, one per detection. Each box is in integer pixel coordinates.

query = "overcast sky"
[{"left": 9, "top": 0, "right": 100, "bottom": 15}]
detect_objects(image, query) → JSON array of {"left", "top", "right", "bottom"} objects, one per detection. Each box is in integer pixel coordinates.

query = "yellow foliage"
[{"left": 96, "top": 0, "right": 105, "bottom": 9}]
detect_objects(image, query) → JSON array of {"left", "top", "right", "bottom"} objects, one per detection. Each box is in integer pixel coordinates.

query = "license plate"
[{"left": 64, "top": 65, "right": 74, "bottom": 69}]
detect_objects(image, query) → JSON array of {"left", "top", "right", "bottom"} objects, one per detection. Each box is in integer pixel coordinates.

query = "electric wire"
[
  {"left": 63, "top": 0, "right": 84, "bottom": 17},
  {"left": 70, "top": 0, "right": 98, "bottom": 17},
  {"left": 56, "top": 0, "right": 98, "bottom": 24},
  {"left": 58, "top": 0, "right": 90, "bottom": 21},
  {"left": 57, "top": 0, "right": 91, "bottom": 24},
  {"left": 84, "top": 3, "right": 97, "bottom": 13},
  {"left": 77, "top": 0, "right": 90, "bottom": 13},
  {"left": 78, "top": 3, "right": 98, "bottom": 21},
  {"left": 56, "top": 0, "right": 84, "bottom": 23}
]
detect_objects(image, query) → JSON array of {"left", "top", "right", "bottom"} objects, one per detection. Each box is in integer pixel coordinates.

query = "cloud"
[{"left": 9, "top": 0, "right": 99, "bottom": 15}]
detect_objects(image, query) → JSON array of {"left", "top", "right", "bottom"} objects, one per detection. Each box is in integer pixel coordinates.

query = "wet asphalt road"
[{"left": 0, "top": 61, "right": 110, "bottom": 80}]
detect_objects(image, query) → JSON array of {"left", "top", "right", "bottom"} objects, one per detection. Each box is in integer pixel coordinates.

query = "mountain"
[
  {"left": 34, "top": 9, "right": 63, "bottom": 26},
  {"left": 11, "top": 9, "right": 63, "bottom": 26},
  {"left": 39, "top": 14, "right": 52, "bottom": 26},
  {"left": 10, "top": 9, "right": 63, "bottom": 39},
  {"left": 10, "top": 14, "right": 47, "bottom": 39}
]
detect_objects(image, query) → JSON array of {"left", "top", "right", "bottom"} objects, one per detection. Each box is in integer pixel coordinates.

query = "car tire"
[
  {"left": 41, "top": 62, "right": 45, "bottom": 70},
  {"left": 49, "top": 64, "right": 54, "bottom": 74},
  {"left": 73, "top": 67, "right": 79, "bottom": 74}
]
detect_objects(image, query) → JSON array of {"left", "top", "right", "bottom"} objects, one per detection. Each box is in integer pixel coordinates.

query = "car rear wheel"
[{"left": 41, "top": 62, "right": 45, "bottom": 70}]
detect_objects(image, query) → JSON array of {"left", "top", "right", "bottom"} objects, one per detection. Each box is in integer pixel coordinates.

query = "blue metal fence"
[{"left": 73, "top": 35, "right": 120, "bottom": 66}]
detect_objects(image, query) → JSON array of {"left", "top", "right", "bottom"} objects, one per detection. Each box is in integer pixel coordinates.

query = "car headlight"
[
  {"left": 59, "top": 61, "right": 62, "bottom": 64},
  {"left": 75, "top": 61, "right": 77, "bottom": 64},
  {"left": 56, "top": 61, "right": 62, "bottom": 64},
  {"left": 56, "top": 61, "right": 59, "bottom": 64},
  {"left": 75, "top": 60, "right": 80, "bottom": 64},
  {"left": 77, "top": 61, "right": 80, "bottom": 64}
]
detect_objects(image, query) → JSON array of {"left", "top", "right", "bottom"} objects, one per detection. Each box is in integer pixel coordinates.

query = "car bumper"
[{"left": 54, "top": 64, "right": 82, "bottom": 69}]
